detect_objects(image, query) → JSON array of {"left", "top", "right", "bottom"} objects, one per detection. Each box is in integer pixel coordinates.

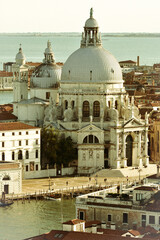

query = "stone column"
[
  {"left": 138, "top": 132, "right": 143, "bottom": 167},
  {"left": 122, "top": 133, "right": 127, "bottom": 167},
  {"left": 144, "top": 128, "right": 149, "bottom": 166}
]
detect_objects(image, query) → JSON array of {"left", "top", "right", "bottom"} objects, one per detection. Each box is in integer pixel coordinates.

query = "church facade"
[{"left": 13, "top": 9, "right": 149, "bottom": 174}]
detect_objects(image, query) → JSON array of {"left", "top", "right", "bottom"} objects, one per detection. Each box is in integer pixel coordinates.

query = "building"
[
  {"left": 0, "top": 122, "right": 41, "bottom": 179},
  {"left": 76, "top": 183, "right": 160, "bottom": 231},
  {"left": 0, "top": 161, "right": 22, "bottom": 194},
  {"left": 119, "top": 60, "right": 137, "bottom": 68},
  {"left": 0, "top": 71, "right": 13, "bottom": 90},
  {"left": 43, "top": 9, "right": 149, "bottom": 174},
  {"left": 13, "top": 42, "right": 61, "bottom": 127}
]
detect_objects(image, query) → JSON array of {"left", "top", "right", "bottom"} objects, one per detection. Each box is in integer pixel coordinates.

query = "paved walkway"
[{"left": 22, "top": 164, "right": 157, "bottom": 194}]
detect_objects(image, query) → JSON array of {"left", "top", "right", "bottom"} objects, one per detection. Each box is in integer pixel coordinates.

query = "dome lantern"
[
  {"left": 15, "top": 44, "right": 26, "bottom": 66},
  {"left": 43, "top": 40, "right": 55, "bottom": 64},
  {"left": 81, "top": 8, "right": 102, "bottom": 47}
]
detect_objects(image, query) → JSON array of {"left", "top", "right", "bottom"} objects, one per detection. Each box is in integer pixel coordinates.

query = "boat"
[
  {"left": 44, "top": 193, "right": 61, "bottom": 201},
  {"left": 0, "top": 192, "right": 14, "bottom": 207},
  {"left": 44, "top": 196, "right": 61, "bottom": 201}
]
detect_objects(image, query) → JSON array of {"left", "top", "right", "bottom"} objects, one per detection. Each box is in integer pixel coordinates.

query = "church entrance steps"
[{"left": 91, "top": 164, "right": 157, "bottom": 178}]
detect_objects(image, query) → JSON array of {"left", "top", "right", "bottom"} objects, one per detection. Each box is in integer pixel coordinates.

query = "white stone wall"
[
  {"left": 0, "top": 127, "right": 41, "bottom": 179},
  {"left": 0, "top": 164, "right": 22, "bottom": 194}
]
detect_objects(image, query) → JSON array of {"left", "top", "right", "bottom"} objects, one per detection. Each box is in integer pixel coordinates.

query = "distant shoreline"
[{"left": 0, "top": 33, "right": 160, "bottom": 38}]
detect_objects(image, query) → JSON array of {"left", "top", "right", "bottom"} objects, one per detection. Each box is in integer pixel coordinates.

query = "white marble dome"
[
  {"left": 85, "top": 17, "right": 98, "bottom": 28},
  {"left": 15, "top": 47, "right": 26, "bottom": 65},
  {"left": 61, "top": 46, "right": 123, "bottom": 83},
  {"left": 31, "top": 63, "right": 61, "bottom": 88}
]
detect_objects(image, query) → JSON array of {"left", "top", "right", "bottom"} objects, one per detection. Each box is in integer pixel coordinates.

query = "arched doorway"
[{"left": 126, "top": 135, "right": 133, "bottom": 166}]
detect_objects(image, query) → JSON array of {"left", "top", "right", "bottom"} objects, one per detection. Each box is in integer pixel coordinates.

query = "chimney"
[
  {"left": 101, "top": 221, "right": 106, "bottom": 229},
  {"left": 92, "top": 224, "right": 97, "bottom": 234},
  {"left": 137, "top": 56, "right": 140, "bottom": 67},
  {"left": 111, "top": 223, "right": 116, "bottom": 230}
]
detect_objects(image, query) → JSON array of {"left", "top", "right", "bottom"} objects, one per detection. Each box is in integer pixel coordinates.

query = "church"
[{"left": 13, "top": 9, "right": 149, "bottom": 174}]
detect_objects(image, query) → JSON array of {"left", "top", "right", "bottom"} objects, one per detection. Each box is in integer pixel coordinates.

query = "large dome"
[{"left": 61, "top": 46, "right": 123, "bottom": 83}]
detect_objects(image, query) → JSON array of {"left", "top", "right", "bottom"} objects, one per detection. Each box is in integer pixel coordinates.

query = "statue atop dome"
[{"left": 90, "top": 8, "right": 93, "bottom": 18}]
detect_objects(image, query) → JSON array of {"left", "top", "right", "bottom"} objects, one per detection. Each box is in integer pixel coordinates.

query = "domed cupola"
[
  {"left": 81, "top": 8, "right": 101, "bottom": 47},
  {"left": 43, "top": 40, "right": 55, "bottom": 64},
  {"left": 61, "top": 8, "right": 123, "bottom": 87},
  {"left": 31, "top": 41, "right": 61, "bottom": 89},
  {"left": 15, "top": 45, "right": 26, "bottom": 66}
]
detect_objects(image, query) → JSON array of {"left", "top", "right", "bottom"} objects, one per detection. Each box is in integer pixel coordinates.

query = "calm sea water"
[
  {"left": 0, "top": 33, "right": 160, "bottom": 68},
  {"left": 0, "top": 199, "right": 75, "bottom": 240}
]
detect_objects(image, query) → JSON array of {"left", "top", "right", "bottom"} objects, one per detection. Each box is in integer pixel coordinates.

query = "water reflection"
[{"left": 0, "top": 199, "right": 75, "bottom": 240}]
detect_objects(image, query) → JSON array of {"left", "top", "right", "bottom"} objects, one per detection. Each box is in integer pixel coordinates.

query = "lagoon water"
[{"left": 0, "top": 199, "right": 75, "bottom": 240}]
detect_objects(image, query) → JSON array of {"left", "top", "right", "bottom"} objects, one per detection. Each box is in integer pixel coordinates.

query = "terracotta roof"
[
  {"left": 63, "top": 219, "right": 85, "bottom": 225},
  {"left": 137, "top": 225, "right": 158, "bottom": 235},
  {"left": 146, "top": 191, "right": 160, "bottom": 211},
  {"left": 134, "top": 186, "right": 156, "bottom": 191},
  {"left": 0, "top": 122, "right": 39, "bottom": 131},
  {"left": 119, "top": 60, "right": 136, "bottom": 64},
  {"left": 0, "top": 162, "right": 20, "bottom": 170},
  {"left": 0, "top": 71, "right": 13, "bottom": 77},
  {"left": 128, "top": 229, "right": 140, "bottom": 236},
  {"left": 0, "top": 112, "right": 17, "bottom": 121},
  {"left": 24, "top": 229, "right": 153, "bottom": 240},
  {"left": 98, "top": 228, "right": 127, "bottom": 236},
  {"left": 85, "top": 220, "right": 101, "bottom": 228},
  {"left": 26, "top": 62, "right": 42, "bottom": 67},
  {"left": 0, "top": 104, "right": 13, "bottom": 113}
]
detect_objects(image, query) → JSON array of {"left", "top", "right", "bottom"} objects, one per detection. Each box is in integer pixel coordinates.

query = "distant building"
[
  {"left": 0, "top": 161, "right": 22, "bottom": 194},
  {"left": 0, "top": 71, "right": 13, "bottom": 90},
  {"left": 0, "top": 122, "right": 41, "bottom": 179},
  {"left": 76, "top": 184, "right": 160, "bottom": 231},
  {"left": 119, "top": 60, "right": 137, "bottom": 68}
]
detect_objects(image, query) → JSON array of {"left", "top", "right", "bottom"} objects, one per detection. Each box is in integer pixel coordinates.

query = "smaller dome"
[
  {"left": 15, "top": 46, "right": 26, "bottom": 65},
  {"left": 85, "top": 18, "right": 98, "bottom": 28},
  {"left": 85, "top": 8, "right": 98, "bottom": 28}
]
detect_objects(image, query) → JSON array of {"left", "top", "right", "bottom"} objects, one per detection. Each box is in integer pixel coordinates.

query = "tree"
[
  {"left": 41, "top": 128, "right": 58, "bottom": 168},
  {"left": 41, "top": 128, "right": 77, "bottom": 169}
]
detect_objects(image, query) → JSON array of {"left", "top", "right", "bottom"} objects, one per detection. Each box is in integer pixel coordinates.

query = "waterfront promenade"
[{"left": 22, "top": 164, "right": 157, "bottom": 194}]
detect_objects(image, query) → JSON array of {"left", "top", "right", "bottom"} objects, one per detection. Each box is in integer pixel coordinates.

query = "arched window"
[
  {"left": 71, "top": 100, "right": 75, "bottom": 109},
  {"left": 64, "top": 100, "right": 68, "bottom": 110},
  {"left": 18, "top": 150, "right": 23, "bottom": 160},
  {"left": 3, "top": 175, "right": 10, "bottom": 180},
  {"left": 126, "top": 135, "right": 133, "bottom": 166},
  {"left": 26, "top": 150, "right": 29, "bottom": 159},
  {"left": 12, "top": 152, "right": 15, "bottom": 160},
  {"left": 2, "top": 152, "right": 5, "bottom": 161},
  {"left": 115, "top": 100, "right": 118, "bottom": 109},
  {"left": 83, "top": 101, "right": 90, "bottom": 117},
  {"left": 93, "top": 101, "right": 100, "bottom": 117},
  {"left": 83, "top": 135, "right": 99, "bottom": 144}
]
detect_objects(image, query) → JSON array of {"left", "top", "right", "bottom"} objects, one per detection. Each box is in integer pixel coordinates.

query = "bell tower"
[{"left": 12, "top": 45, "right": 28, "bottom": 115}]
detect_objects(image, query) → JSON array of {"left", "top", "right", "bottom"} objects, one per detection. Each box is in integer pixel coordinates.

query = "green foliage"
[{"left": 41, "top": 128, "right": 77, "bottom": 168}]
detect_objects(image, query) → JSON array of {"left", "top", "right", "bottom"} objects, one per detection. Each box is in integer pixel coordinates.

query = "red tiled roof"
[
  {"left": 137, "top": 225, "right": 158, "bottom": 235},
  {"left": 128, "top": 229, "right": 140, "bottom": 236},
  {"left": 26, "top": 62, "right": 42, "bottom": 67},
  {"left": 146, "top": 191, "right": 160, "bottom": 212},
  {"left": 24, "top": 229, "right": 154, "bottom": 240},
  {"left": 0, "top": 71, "right": 13, "bottom": 77},
  {"left": 63, "top": 219, "right": 85, "bottom": 225},
  {"left": 119, "top": 60, "right": 136, "bottom": 64},
  {"left": 85, "top": 220, "right": 101, "bottom": 228},
  {"left": 0, "top": 112, "right": 17, "bottom": 121},
  {"left": 0, "top": 122, "right": 39, "bottom": 131},
  {"left": 134, "top": 186, "right": 156, "bottom": 191},
  {"left": 0, "top": 162, "right": 20, "bottom": 170},
  {"left": 98, "top": 228, "right": 127, "bottom": 236}
]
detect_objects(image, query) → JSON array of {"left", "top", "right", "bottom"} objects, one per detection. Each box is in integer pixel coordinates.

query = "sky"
[{"left": 1, "top": 0, "right": 160, "bottom": 33}]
